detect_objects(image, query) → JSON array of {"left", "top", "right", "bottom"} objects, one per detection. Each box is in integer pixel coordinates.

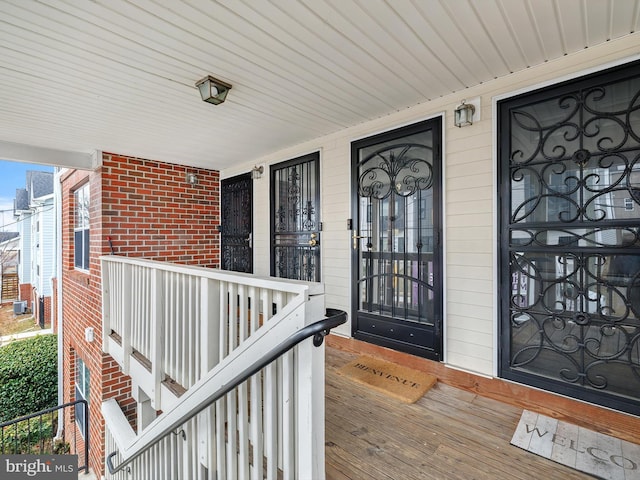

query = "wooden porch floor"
[{"left": 325, "top": 347, "right": 592, "bottom": 480}]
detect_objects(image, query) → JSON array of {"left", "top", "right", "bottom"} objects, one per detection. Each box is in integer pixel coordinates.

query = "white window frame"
[
  {"left": 74, "top": 183, "right": 90, "bottom": 270},
  {"left": 75, "top": 357, "right": 90, "bottom": 438}
]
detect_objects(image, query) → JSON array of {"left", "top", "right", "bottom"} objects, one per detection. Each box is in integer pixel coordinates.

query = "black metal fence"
[{"left": 0, "top": 399, "right": 89, "bottom": 473}]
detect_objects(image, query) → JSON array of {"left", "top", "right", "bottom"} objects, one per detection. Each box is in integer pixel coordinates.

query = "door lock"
[
  {"left": 352, "top": 232, "right": 365, "bottom": 250},
  {"left": 309, "top": 233, "right": 318, "bottom": 247}
]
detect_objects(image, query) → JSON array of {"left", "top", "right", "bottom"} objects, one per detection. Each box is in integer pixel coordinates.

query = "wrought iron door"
[
  {"left": 270, "top": 153, "right": 320, "bottom": 282},
  {"left": 351, "top": 119, "right": 442, "bottom": 360},
  {"left": 499, "top": 60, "right": 640, "bottom": 416},
  {"left": 221, "top": 173, "right": 253, "bottom": 273}
]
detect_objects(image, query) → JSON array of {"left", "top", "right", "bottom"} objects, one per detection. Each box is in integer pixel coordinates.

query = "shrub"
[{"left": 0, "top": 335, "right": 58, "bottom": 422}]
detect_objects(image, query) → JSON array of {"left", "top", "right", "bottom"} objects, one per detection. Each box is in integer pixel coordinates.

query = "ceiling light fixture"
[{"left": 195, "top": 75, "right": 232, "bottom": 105}]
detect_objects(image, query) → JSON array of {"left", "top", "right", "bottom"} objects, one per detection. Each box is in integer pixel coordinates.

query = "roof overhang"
[{"left": 1, "top": 1, "right": 639, "bottom": 170}]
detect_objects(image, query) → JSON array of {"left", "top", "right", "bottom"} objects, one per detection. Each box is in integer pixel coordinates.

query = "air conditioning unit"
[{"left": 13, "top": 301, "right": 27, "bottom": 315}]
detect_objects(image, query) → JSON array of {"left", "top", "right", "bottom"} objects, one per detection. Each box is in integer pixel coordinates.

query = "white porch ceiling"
[{"left": 1, "top": 0, "right": 639, "bottom": 171}]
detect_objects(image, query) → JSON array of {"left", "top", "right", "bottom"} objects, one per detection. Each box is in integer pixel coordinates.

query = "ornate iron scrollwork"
[
  {"left": 221, "top": 175, "right": 252, "bottom": 273},
  {"left": 504, "top": 70, "right": 640, "bottom": 406},
  {"left": 358, "top": 143, "right": 434, "bottom": 199},
  {"left": 271, "top": 154, "right": 320, "bottom": 282}
]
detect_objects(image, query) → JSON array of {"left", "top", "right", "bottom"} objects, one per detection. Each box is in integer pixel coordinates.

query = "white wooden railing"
[{"left": 100, "top": 256, "right": 332, "bottom": 480}]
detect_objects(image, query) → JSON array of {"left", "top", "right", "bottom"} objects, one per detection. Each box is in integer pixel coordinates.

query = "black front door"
[
  {"left": 498, "top": 60, "right": 640, "bottom": 416},
  {"left": 270, "top": 152, "right": 321, "bottom": 282},
  {"left": 221, "top": 173, "right": 253, "bottom": 273},
  {"left": 351, "top": 119, "right": 443, "bottom": 360}
]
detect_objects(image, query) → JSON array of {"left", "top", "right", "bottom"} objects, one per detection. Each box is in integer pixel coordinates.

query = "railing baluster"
[
  {"left": 39, "top": 414, "right": 44, "bottom": 453},
  {"left": 176, "top": 273, "right": 182, "bottom": 387},
  {"left": 183, "top": 273, "right": 189, "bottom": 385},
  {"left": 73, "top": 409, "right": 77, "bottom": 466},
  {"left": 0, "top": 400, "right": 89, "bottom": 472},
  {"left": 26, "top": 417, "right": 31, "bottom": 454},
  {"left": 282, "top": 351, "right": 294, "bottom": 480},
  {"left": 264, "top": 359, "right": 278, "bottom": 480},
  {"left": 166, "top": 271, "right": 174, "bottom": 381},
  {"left": 237, "top": 284, "right": 250, "bottom": 478},
  {"left": 51, "top": 411, "right": 55, "bottom": 453},
  {"left": 101, "top": 256, "right": 336, "bottom": 479},
  {"left": 193, "top": 276, "right": 200, "bottom": 386},
  {"left": 248, "top": 285, "right": 263, "bottom": 480},
  {"left": 217, "top": 280, "right": 228, "bottom": 480}
]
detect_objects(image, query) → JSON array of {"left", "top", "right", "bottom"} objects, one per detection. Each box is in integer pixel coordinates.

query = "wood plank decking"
[{"left": 325, "top": 347, "right": 592, "bottom": 480}]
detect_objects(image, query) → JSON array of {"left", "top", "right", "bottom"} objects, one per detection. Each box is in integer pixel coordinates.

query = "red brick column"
[{"left": 60, "top": 153, "right": 220, "bottom": 476}]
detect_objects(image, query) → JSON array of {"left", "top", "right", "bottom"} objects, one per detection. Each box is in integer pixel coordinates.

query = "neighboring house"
[
  {"left": 13, "top": 171, "right": 55, "bottom": 326},
  {"left": 0, "top": 232, "right": 19, "bottom": 303},
  {"left": 2, "top": 4, "right": 640, "bottom": 479}
]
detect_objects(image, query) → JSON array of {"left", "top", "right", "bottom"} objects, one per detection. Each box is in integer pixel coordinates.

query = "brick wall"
[
  {"left": 18, "top": 283, "right": 31, "bottom": 305},
  {"left": 52, "top": 278, "right": 57, "bottom": 331},
  {"left": 101, "top": 154, "right": 220, "bottom": 265},
  {"left": 43, "top": 296, "right": 52, "bottom": 326},
  {"left": 60, "top": 153, "right": 220, "bottom": 475}
]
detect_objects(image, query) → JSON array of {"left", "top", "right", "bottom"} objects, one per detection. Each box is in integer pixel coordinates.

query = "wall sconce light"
[
  {"left": 186, "top": 172, "right": 199, "bottom": 185},
  {"left": 251, "top": 165, "right": 264, "bottom": 179},
  {"left": 195, "top": 75, "right": 232, "bottom": 105},
  {"left": 454, "top": 99, "right": 476, "bottom": 127},
  {"left": 85, "top": 327, "right": 95, "bottom": 343}
]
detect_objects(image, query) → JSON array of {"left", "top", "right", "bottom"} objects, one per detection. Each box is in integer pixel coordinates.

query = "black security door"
[
  {"left": 271, "top": 153, "right": 321, "bottom": 282},
  {"left": 498, "top": 60, "right": 640, "bottom": 416},
  {"left": 351, "top": 119, "right": 443, "bottom": 360},
  {"left": 221, "top": 173, "right": 253, "bottom": 273}
]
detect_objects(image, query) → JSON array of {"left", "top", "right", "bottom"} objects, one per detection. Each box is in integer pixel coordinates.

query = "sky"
[{"left": 0, "top": 160, "right": 54, "bottom": 231}]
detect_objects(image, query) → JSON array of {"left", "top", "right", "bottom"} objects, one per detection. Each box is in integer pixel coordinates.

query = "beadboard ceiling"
[{"left": 1, "top": 0, "right": 639, "bottom": 171}]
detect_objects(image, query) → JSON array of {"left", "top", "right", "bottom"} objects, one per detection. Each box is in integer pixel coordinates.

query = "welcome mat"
[
  {"left": 337, "top": 356, "right": 437, "bottom": 404},
  {"left": 511, "top": 410, "right": 640, "bottom": 480}
]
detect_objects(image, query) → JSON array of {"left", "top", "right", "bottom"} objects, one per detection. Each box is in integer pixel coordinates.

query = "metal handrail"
[
  {"left": 107, "top": 308, "right": 347, "bottom": 475},
  {"left": 0, "top": 399, "right": 89, "bottom": 473}
]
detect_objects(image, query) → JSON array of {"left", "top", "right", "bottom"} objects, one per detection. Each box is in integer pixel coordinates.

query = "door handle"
[
  {"left": 309, "top": 233, "right": 318, "bottom": 247},
  {"left": 352, "top": 232, "right": 365, "bottom": 250},
  {"left": 246, "top": 233, "right": 252, "bottom": 248}
]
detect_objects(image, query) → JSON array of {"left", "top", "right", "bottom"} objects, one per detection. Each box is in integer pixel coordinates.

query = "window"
[
  {"left": 74, "top": 183, "right": 90, "bottom": 270},
  {"left": 498, "top": 60, "right": 640, "bottom": 416},
  {"left": 75, "top": 357, "right": 90, "bottom": 438}
]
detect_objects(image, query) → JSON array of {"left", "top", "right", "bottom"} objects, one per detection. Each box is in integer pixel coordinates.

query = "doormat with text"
[
  {"left": 511, "top": 410, "right": 640, "bottom": 480},
  {"left": 337, "top": 356, "right": 437, "bottom": 404}
]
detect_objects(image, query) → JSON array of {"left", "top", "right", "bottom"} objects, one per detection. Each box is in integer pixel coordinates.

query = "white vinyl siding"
[
  {"left": 223, "top": 34, "right": 640, "bottom": 377},
  {"left": 39, "top": 199, "right": 55, "bottom": 296},
  {"left": 31, "top": 197, "right": 55, "bottom": 296},
  {"left": 16, "top": 215, "right": 32, "bottom": 285}
]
